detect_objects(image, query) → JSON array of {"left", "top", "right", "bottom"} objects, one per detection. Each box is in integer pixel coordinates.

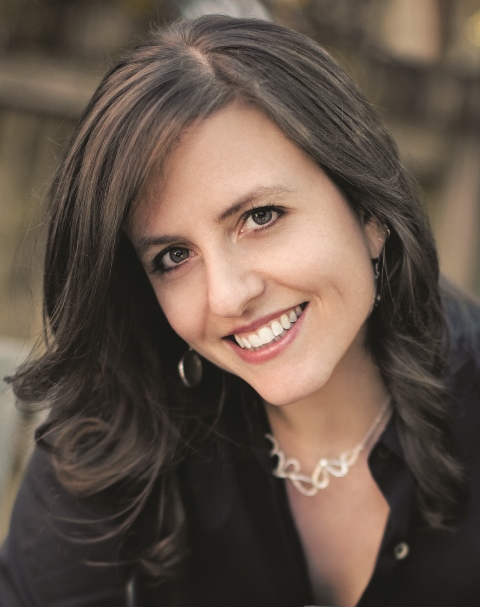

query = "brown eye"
[{"left": 251, "top": 209, "right": 273, "bottom": 225}]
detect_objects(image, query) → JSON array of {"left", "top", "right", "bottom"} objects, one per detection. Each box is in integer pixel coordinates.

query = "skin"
[{"left": 128, "top": 102, "right": 390, "bottom": 606}]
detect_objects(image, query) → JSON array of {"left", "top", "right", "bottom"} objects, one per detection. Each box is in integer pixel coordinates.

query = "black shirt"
[{"left": 1, "top": 300, "right": 480, "bottom": 607}]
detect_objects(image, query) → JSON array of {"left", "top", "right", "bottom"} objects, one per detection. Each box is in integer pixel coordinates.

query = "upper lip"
[{"left": 225, "top": 304, "right": 305, "bottom": 337}]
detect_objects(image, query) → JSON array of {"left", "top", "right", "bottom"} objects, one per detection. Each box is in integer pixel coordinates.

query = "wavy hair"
[{"left": 9, "top": 15, "right": 466, "bottom": 578}]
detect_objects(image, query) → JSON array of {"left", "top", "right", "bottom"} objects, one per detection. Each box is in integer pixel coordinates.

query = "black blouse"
[{"left": 1, "top": 301, "right": 480, "bottom": 607}]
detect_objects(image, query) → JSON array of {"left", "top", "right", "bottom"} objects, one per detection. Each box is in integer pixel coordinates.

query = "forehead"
[{"left": 128, "top": 102, "right": 329, "bottom": 237}]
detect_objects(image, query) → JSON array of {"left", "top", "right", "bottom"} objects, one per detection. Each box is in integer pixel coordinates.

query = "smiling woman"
[
  {"left": 1, "top": 14, "right": 480, "bottom": 607},
  {"left": 127, "top": 103, "right": 385, "bottom": 407}
]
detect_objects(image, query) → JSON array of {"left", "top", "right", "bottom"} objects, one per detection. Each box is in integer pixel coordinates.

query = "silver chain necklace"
[{"left": 265, "top": 400, "right": 391, "bottom": 496}]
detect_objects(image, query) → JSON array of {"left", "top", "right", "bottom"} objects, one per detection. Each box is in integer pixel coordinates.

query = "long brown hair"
[{"left": 9, "top": 15, "right": 466, "bottom": 578}]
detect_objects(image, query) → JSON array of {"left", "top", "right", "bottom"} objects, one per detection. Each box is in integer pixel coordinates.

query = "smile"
[{"left": 233, "top": 304, "right": 305, "bottom": 350}]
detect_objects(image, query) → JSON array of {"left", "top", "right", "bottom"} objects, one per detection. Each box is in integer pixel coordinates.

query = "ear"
[{"left": 364, "top": 218, "right": 389, "bottom": 259}]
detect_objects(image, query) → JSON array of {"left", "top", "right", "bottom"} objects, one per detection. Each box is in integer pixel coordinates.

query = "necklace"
[{"left": 265, "top": 400, "right": 391, "bottom": 496}]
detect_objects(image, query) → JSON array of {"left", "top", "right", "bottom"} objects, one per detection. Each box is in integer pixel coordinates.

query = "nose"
[{"left": 205, "top": 251, "right": 265, "bottom": 318}]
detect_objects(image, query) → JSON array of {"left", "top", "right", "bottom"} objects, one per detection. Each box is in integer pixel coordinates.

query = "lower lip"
[{"left": 225, "top": 304, "right": 308, "bottom": 364}]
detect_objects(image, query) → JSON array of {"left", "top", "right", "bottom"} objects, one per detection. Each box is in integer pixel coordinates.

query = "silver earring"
[
  {"left": 178, "top": 348, "right": 203, "bottom": 388},
  {"left": 373, "top": 258, "right": 381, "bottom": 306}
]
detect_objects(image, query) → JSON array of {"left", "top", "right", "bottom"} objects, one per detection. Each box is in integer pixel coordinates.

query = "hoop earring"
[{"left": 178, "top": 348, "right": 203, "bottom": 388}]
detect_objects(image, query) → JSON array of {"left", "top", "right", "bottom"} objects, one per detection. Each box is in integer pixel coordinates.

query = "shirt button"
[{"left": 394, "top": 542, "right": 409, "bottom": 560}]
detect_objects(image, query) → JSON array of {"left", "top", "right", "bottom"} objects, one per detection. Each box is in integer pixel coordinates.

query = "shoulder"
[
  {"left": 441, "top": 283, "right": 480, "bottom": 464},
  {"left": 0, "top": 446, "right": 131, "bottom": 606},
  {"left": 442, "top": 281, "right": 480, "bottom": 377}
]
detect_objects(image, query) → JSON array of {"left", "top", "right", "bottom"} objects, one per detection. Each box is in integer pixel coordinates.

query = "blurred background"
[{"left": 0, "top": 0, "right": 479, "bottom": 536}]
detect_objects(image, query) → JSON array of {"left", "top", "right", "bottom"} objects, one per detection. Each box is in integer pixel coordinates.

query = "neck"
[{"left": 264, "top": 345, "right": 389, "bottom": 462}]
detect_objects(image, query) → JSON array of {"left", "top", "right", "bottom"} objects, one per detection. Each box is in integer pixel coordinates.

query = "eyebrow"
[
  {"left": 215, "top": 185, "right": 292, "bottom": 223},
  {"left": 135, "top": 234, "right": 184, "bottom": 258},
  {"left": 135, "top": 185, "right": 293, "bottom": 258}
]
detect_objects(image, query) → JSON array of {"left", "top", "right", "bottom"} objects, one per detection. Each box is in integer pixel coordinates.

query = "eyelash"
[
  {"left": 241, "top": 204, "right": 285, "bottom": 233},
  {"left": 151, "top": 204, "right": 285, "bottom": 275}
]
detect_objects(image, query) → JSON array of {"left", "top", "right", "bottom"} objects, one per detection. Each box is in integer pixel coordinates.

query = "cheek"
[
  {"left": 264, "top": 227, "right": 363, "bottom": 289},
  {"left": 153, "top": 281, "right": 206, "bottom": 344},
  {"left": 287, "top": 232, "right": 374, "bottom": 309}
]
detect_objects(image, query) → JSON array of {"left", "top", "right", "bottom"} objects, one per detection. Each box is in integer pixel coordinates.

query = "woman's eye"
[
  {"left": 243, "top": 206, "right": 282, "bottom": 231},
  {"left": 251, "top": 208, "right": 273, "bottom": 225},
  {"left": 156, "top": 247, "right": 191, "bottom": 272}
]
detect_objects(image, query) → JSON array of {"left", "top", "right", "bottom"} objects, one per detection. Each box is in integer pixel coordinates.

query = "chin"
[
  {"left": 223, "top": 347, "right": 341, "bottom": 406},
  {"left": 257, "top": 389, "right": 315, "bottom": 408},
  {"left": 250, "top": 372, "right": 330, "bottom": 408},
  {"left": 263, "top": 395, "right": 304, "bottom": 408}
]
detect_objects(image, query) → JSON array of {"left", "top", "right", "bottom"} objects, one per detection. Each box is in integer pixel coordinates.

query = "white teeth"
[
  {"left": 233, "top": 304, "right": 305, "bottom": 349},
  {"left": 235, "top": 335, "right": 245, "bottom": 348},
  {"left": 258, "top": 326, "right": 275, "bottom": 346},
  {"left": 249, "top": 334, "right": 262, "bottom": 348},
  {"left": 236, "top": 335, "right": 252, "bottom": 349},
  {"left": 271, "top": 320, "right": 284, "bottom": 337}
]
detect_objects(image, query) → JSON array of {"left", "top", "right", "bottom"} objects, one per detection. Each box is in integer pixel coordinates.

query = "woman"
[{"left": 1, "top": 14, "right": 479, "bottom": 607}]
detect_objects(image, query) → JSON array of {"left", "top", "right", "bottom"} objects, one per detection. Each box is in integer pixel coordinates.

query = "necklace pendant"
[
  {"left": 264, "top": 399, "right": 392, "bottom": 497},
  {"left": 291, "top": 478, "right": 322, "bottom": 496},
  {"left": 323, "top": 455, "right": 350, "bottom": 478},
  {"left": 310, "top": 459, "right": 333, "bottom": 490}
]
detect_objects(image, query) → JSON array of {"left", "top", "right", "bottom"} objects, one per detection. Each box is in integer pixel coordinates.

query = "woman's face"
[{"left": 128, "top": 103, "right": 384, "bottom": 406}]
